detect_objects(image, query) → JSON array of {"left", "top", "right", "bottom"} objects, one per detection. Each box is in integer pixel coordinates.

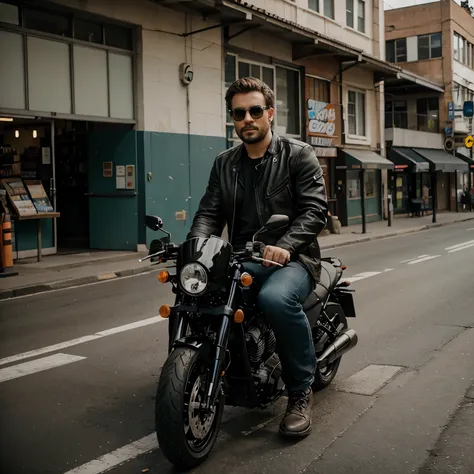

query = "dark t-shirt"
[{"left": 232, "top": 155, "right": 263, "bottom": 249}]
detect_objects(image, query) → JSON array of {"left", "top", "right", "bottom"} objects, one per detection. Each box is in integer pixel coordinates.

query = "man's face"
[{"left": 230, "top": 91, "right": 274, "bottom": 145}]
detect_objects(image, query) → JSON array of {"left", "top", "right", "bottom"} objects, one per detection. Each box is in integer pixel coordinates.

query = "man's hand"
[{"left": 262, "top": 245, "right": 290, "bottom": 267}]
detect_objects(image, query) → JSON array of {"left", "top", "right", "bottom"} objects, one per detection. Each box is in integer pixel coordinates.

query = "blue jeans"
[{"left": 243, "top": 261, "right": 316, "bottom": 392}]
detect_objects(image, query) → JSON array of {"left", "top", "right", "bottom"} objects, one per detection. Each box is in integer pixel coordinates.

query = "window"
[
  {"left": 416, "top": 98, "right": 439, "bottom": 133},
  {"left": 306, "top": 76, "right": 330, "bottom": 103},
  {"left": 74, "top": 18, "right": 103, "bottom": 44},
  {"left": 224, "top": 53, "right": 300, "bottom": 148},
  {"left": 364, "top": 170, "right": 376, "bottom": 198},
  {"left": 23, "top": 7, "right": 71, "bottom": 37},
  {"left": 418, "top": 32, "right": 442, "bottom": 60},
  {"left": 385, "top": 100, "right": 408, "bottom": 129},
  {"left": 308, "top": 0, "right": 319, "bottom": 13},
  {"left": 276, "top": 67, "right": 300, "bottom": 136},
  {"left": 386, "top": 38, "right": 407, "bottom": 63},
  {"left": 357, "top": 0, "right": 365, "bottom": 33},
  {"left": 104, "top": 24, "right": 133, "bottom": 50},
  {"left": 347, "top": 171, "right": 360, "bottom": 199},
  {"left": 324, "top": 0, "right": 334, "bottom": 19},
  {"left": 454, "top": 32, "right": 472, "bottom": 66},
  {"left": 453, "top": 32, "right": 459, "bottom": 61},
  {"left": 347, "top": 90, "right": 366, "bottom": 137},
  {"left": 0, "top": 1, "right": 19, "bottom": 25},
  {"left": 346, "top": 0, "right": 354, "bottom": 28}
]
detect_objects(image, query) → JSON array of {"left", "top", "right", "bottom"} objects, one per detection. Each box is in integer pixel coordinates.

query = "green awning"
[
  {"left": 412, "top": 148, "right": 468, "bottom": 173},
  {"left": 388, "top": 147, "right": 430, "bottom": 173},
  {"left": 339, "top": 149, "right": 394, "bottom": 170},
  {"left": 455, "top": 151, "right": 474, "bottom": 171}
]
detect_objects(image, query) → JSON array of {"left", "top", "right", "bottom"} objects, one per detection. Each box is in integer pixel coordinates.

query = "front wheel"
[
  {"left": 155, "top": 347, "right": 224, "bottom": 470},
  {"left": 312, "top": 311, "right": 348, "bottom": 392}
]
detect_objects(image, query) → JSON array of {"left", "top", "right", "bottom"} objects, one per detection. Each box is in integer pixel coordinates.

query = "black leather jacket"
[{"left": 188, "top": 133, "right": 328, "bottom": 282}]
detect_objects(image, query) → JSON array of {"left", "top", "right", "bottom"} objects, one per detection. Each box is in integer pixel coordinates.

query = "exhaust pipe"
[{"left": 317, "top": 329, "right": 358, "bottom": 368}]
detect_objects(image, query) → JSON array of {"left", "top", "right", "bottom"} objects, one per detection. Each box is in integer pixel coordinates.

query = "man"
[{"left": 188, "top": 77, "right": 328, "bottom": 437}]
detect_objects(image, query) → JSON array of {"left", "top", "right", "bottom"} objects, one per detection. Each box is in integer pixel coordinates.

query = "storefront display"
[{"left": 1, "top": 177, "right": 37, "bottom": 216}]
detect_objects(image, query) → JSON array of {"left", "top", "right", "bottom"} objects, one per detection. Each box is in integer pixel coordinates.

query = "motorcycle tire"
[
  {"left": 312, "top": 312, "right": 348, "bottom": 392},
  {"left": 155, "top": 346, "right": 224, "bottom": 470}
]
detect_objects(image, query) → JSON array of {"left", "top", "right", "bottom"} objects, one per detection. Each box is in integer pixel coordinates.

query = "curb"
[
  {"left": 1, "top": 216, "right": 473, "bottom": 301},
  {"left": 0, "top": 266, "right": 160, "bottom": 301}
]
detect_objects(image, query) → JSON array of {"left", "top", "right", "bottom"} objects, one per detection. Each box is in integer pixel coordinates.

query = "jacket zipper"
[{"left": 229, "top": 167, "right": 238, "bottom": 245}]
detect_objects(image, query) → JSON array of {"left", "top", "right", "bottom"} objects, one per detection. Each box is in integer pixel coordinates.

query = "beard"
[{"left": 236, "top": 125, "right": 269, "bottom": 144}]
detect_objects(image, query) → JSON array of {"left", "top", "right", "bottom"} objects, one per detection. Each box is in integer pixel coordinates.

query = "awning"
[
  {"left": 338, "top": 149, "right": 394, "bottom": 170},
  {"left": 412, "top": 148, "right": 469, "bottom": 173},
  {"left": 455, "top": 151, "right": 474, "bottom": 170},
  {"left": 388, "top": 147, "right": 430, "bottom": 173}
]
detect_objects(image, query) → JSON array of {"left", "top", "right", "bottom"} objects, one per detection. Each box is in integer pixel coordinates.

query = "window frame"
[
  {"left": 347, "top": 88, "right": 366, "bottom": 139},
  {"left": 417, "top": 32, "right": 442, "bottom": 60},
  {"left": 386, "top": 38, "right": 407, "bottom": 63},
  {"left": 416, "top": 97, "right": 439, "bottom": 133},
  {"left": 357, "top": 0, "right": 365, "bottom": 34}
]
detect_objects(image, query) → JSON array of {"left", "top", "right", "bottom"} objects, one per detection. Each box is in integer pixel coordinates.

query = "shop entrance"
[{"left": 1, "top": 116, "right": 136, "bottom": 258}]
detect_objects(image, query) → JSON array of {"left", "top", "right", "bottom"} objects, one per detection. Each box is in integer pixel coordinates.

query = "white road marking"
[
  {"left": 467, "top": 228, "right": 474, "bottom": 231},
  {"left": 445, "top": 240, "right": 474, "bottom": 251},
  {"left": 0, "top": 315, "right": 165, "bottom": 367},
  {"left": 336, "top": 364, "right": 405, "bottom": 396},
  {"left": 63, "top": 433, "right": 158, "bottom": 474},
  {"left": 345, "top": 271, "right": 381, "bottom": 283},
  {"left": 407, "top": 255, "right": 440, "bottom": 265},
  {"left": 448, "top": 243, "right": 474, "bottom": 253},
  {"left": 448, "top": 242, "right": 474, "bottom": 253},
  {"left": 400, "top": 255, "right": 428, "bottom": 264},
  {"left": 0, "top": 353, "right": 86, "bottom": 383}
]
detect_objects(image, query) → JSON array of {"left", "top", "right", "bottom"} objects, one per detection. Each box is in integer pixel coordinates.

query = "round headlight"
[{"left": 180, "top": 263, "right": 208, "bottom": 295}]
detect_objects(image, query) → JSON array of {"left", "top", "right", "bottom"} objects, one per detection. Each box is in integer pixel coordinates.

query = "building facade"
[
  {"left": 385, "top": 0, "right": 474, "bottom": 215},
  {"left": 0, "top": 0, "right": 447, "bottom": 259}
]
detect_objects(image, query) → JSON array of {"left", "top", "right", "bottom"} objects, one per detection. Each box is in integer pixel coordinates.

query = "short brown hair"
[{"left": 225, "top": 77, "right": 275, "bottom": 111}]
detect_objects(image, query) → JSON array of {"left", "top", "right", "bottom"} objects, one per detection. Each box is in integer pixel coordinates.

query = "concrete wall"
[
  {"left": 385, "top": 128, "right": 444, "bottom": 149},
  {"left": 245, "top": 0, "right": 379, "bottom": 57}
]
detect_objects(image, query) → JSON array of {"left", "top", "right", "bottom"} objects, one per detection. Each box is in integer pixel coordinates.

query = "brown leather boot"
[{"left": 279, "top": 387, "right": 313, "bottom": 437}]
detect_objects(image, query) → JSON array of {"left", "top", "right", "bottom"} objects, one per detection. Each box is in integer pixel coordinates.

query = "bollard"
[{"left": 0, "top": 213, "right": 18, "bottom": 278}]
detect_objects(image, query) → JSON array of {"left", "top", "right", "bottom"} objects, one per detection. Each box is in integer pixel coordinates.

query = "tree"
[{"left": 460, "top": 1, "right": 474, "bottom": 16}]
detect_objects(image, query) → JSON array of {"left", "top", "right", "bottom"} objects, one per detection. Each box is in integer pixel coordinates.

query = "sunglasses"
[{"left": 230, "top": 105, "right": 271, "bottom": 122}]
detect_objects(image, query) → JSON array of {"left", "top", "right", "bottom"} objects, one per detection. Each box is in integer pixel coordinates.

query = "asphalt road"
[{"left": 1, "top": 221, "right": 474, "bottom": 474}]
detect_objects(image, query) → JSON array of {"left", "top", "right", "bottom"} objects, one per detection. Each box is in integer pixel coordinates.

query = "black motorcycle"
[{"left": 142, "top": 214, "right": 358, "bottom": 470}]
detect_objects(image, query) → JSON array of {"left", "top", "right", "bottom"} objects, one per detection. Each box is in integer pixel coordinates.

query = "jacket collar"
[{"left": 231, "top": 132, "right": 280, "bottom": 166}]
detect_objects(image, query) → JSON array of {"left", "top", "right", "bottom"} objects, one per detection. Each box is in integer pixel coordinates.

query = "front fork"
[{"left": 205, "top": 268, "right": 240, "bottom": 409}]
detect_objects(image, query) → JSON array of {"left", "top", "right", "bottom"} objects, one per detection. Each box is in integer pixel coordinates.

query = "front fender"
[{"left": 170, "top": 336, "right": 214, "bottom": 362}]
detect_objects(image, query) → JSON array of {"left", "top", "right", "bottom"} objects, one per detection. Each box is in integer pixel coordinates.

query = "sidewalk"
[{"left": 1, "top": 212, "right": 473, "bottom": 300}]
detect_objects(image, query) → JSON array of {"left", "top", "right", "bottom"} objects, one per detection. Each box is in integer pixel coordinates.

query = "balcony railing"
[{"left": 385, "top": 112, "right": 440, "bottom": 134}]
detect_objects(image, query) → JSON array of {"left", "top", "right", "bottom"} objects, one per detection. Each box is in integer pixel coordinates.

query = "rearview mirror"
[{"left": 146, "top": 215, "right": 163, "bottom": 231}]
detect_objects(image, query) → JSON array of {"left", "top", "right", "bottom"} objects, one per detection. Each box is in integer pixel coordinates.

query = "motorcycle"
[{"left": 141, "top": 214, "right": 358, "bottom": 470}]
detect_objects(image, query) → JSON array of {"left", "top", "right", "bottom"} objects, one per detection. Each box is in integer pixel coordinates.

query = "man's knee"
[{"left": 258, "top": 284, "right": 293, "bottom": 315}]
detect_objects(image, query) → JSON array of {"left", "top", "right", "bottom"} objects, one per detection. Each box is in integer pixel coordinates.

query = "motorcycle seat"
[{"left": 303, "top": 261, "right": 343, "bottom": 311}]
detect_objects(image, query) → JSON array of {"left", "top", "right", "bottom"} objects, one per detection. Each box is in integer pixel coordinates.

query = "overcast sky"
[{"left": 384, "top": 0, "right": 469, "bottom": 10}]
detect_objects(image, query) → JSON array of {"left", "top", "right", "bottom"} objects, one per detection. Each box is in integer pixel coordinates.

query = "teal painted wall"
[
  {"left": 14, "top": 219, "right": 53, "bottom": 252},
  {"left": 141, "top": 131, "right": 225, "bottom": 246},
  {"left": 87, "top": 127, "right": 138, "bottom": 250}
]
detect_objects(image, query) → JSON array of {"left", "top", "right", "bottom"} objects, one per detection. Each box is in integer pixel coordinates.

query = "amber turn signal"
[
  {"left": 240, "top": 272, "right": 253, "bottom": 287},
  {"left": 234, "top": 309, "right": 244, "bottom": 323},
  {"left": 157, "top": 270, "right": 169, "bottom": 283},
  {"left": 159, "top": 304, "right": 171, "bottom": 318},
  {"left": 339, "top": 281, "right": 351, "bottom": 287},
  {"left": 340, "top": 265, "right": 347, "bottom": 270}
]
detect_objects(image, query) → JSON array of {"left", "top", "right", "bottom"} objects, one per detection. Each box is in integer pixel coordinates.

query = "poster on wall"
[
  {"left": 1, "top": 178, "right": 37, "bottom": 217},
  {"left": 24, "top": 180, "right": 54, "bottom": 213},
  {"left": 306, "top": 100, "right": 341, "bottom": 145}
]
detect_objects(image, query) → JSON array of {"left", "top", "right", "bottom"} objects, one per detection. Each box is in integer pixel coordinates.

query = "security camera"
[{"left": 179, "top": 63, "right": 194, "bottom": 86}]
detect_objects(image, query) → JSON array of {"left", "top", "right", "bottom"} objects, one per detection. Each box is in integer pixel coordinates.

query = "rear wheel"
[
  {"left": 155, "top": 347, "right": 224, "bottom": 470},
  {"left": 312, "top": 310, "right": 348, "bottom": 392}
]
